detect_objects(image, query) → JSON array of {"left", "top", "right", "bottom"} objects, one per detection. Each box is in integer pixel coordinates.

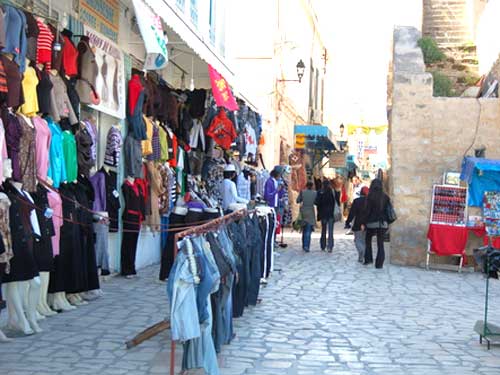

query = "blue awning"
[
  {"left": 460, "top": 157, "right": 500, "bottom": 206},
  {"left": 294, "top": 125, "right": 338, "bottom": 151},
  {"left": 460, "top": 157, "right": 500, "bottom": 184}
]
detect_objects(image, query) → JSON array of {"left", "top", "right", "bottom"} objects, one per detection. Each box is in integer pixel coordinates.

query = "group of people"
[{"left": 297, "top": 176, "right": 393, "bottom": 269}]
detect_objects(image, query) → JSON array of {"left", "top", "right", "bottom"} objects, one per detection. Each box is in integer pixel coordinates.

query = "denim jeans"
[
  {"left": 354, "top": 230, "right": 366, "bottom": 261},
  {"left": 166, "top": 245, "right": 200, "bottom": 341},
  {"left": 247, "top": 216, "right": 262, "bottom": 306},
  {"left": 191, "top": 237, "right": 220, "bottom": 324},
  {"left": 94, "top": 222, "right": 109, "bottom": 272},
  {"left": 320, "top": 218, "right": 334, "bottom": 250},
  {"left": 302, "top": 223, "right": 313, "bottom": 251}
]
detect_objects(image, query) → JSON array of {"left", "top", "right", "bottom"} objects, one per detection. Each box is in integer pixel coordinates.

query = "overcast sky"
[{"left": 314, "top": 0, "right": 422, "bottom": 127}]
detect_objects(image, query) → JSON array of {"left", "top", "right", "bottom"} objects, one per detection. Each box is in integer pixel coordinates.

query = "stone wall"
[{"left": 389, "top": 26, "right": 500, "bottom": 267}]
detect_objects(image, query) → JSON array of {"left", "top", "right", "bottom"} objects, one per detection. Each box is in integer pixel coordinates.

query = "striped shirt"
[
  {"left": 0, "top": 59, "right": 7, "bottom": 93},
  {"left": 36, "top": 18, "right": 53, "bottom": 70},
  {"left": 146, "top": 123, "right": 161, "bottom": 161},
  {"left": 104, "top": 126, "right": 122, "bottom": 167}
]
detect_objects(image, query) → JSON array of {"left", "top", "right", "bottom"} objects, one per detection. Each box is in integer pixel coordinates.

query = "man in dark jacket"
[{"left": 346, "top": 186, "right": 369, "bottom": 262}]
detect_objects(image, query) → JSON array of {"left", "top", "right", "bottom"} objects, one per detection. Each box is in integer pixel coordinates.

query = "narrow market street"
[{"left": 1, "top": 230, "right": 500, "bottom": 375}]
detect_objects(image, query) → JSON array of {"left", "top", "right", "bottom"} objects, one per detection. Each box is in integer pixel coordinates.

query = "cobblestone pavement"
[{"left": 1, "top": 230, "right": 500, "bottom": 375}]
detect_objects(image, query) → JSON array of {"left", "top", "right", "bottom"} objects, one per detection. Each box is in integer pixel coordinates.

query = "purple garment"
[
  {"left": 89, "top": 170, "right": 106, "bottom": 212},
  {"left": 3, "top": 111, "right": 23, "bottom": 182},
  {"left": 264, "top": 177, "right": 278, "bottom": 208},
  {"left": 84, "top": 120, "right": 97, "bottom": 161},
  {"left": 187, "top": 201, "right": 206, "bottom": 210},
  {"left": 147, "top": 124, "right": 160, "bottom": 161}
]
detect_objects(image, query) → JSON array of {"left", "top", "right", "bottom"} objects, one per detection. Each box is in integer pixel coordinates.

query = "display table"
[
  {"left": 426, "top": 224, "right": 468, "bottom": 271},
  {"left": 468, "top": 225, "right": 500, "bottom": 249}
]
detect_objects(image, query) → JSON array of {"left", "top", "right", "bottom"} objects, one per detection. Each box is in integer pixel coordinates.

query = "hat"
[
  {"left": 361, "top": 186, "right": 369, "bottom": 196},
  {"left": 224, "top": 164, "right": 236, "bottom": 172}
]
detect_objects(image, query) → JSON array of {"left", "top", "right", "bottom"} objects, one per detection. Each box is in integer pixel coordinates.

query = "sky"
[{"left": 313, "top": 0, "right": 422, "bottom": 127}]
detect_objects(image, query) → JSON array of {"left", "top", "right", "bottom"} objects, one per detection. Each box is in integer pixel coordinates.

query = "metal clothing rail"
[
  {"left": 125, "top": 209, "right": 253, "bottom": 375},
  {"left": 168, "top": 208, "right": 251, "bottom": 375}
]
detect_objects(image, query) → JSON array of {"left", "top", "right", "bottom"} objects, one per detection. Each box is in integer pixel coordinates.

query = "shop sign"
[
  {"left": 294, "top": 133, "right": 306, "bottom": 149},
  {"left": 208, "top": 65, "right": 238, "bottom": 111},
  {"left": 83, "top": 25, "right": 126, "bottom": 119},
  {"left": 132, "top": 0, "right": 168, "bottom": 70},
  {"left": 79, "top": 0, "right": 120, "bottom": 42},
  {"left": 329, "top": 151, "right": 347, "bottom": 168}
]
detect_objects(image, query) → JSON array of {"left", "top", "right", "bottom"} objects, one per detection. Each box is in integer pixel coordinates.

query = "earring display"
[
  {"left": 483, "top": 191, "right": 500, "bottom": 236},
  {"left": 430, "top": 185, "right": 468, "bottom": 226}
]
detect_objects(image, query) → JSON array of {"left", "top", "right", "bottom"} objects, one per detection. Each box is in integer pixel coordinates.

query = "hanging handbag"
[
  {"left": 386, "top": 200, "right": 397, "bottom": 224},
  {"left": 332, "top": 191, "right": 342, "bottom": 222},
  {"left": 292, "top": 212, "right": 305, "bottom": 231}
]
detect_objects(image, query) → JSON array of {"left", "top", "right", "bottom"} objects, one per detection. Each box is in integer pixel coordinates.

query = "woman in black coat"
[
  {"left": 360, "top": 179, "right": 391, "bottom": 268},
  {"left": 315, "top": 180, "right": 340, "bottom": 252}
]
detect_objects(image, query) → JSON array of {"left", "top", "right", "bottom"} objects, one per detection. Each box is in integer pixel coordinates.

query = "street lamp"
[
  {"left": 277, "top": 59, "right": 306, "bottom": 83},
  {"left": 296, "top": 59, "right": 305, "bottom": 82}
]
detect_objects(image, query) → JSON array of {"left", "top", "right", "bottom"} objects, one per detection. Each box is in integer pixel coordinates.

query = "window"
[
  {"left": 190, "top": 0, "right": 198, "bottom": 28},
  {"left": 209, "top": 0, "right": 216, "bottom": 45},
  {"left": 176, "top": 0, "right": 185, "bottom": 11}
]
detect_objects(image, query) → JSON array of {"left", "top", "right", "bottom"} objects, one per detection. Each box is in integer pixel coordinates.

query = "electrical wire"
[{"left": 463, "top": 98, "right": 483, "bottom": 159}]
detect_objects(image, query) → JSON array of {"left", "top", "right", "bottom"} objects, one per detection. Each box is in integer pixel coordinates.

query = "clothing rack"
[
  {"left": 125, "top": 209, "right": 253, "bottom": 375},
  {"left": 168, "top": 209, "right": 250, "bottom": 375}
]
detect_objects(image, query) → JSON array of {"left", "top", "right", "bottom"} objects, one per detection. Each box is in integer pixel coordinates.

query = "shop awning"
[
  {"left": 143, "top": 0, "right": 235, "bottom": 85},
  {"left": 294, "top": 125, "right": 338, "bottom": 151},
  {"left": 460, "top": 157, "right": 500, "bottom": 206},
  {"left": 460, "top": 157, "right": 500, "bottom": 183}
]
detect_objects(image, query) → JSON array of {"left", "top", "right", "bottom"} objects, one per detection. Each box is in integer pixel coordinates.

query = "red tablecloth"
[
  {"left": 468, "top": 225, "right": 500, "bottom": 248},
  {"left": 427, "top": 224, "right": 468, "bottom": 256}
]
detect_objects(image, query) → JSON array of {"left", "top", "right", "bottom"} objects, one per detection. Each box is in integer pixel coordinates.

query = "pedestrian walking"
[
  {"left": 315, "top": 179, "right": 340, "bottom": 252},
  {"left": 360, "top": 179, "right": 391, "bottom": 268},
  {"left": 296, "top": 181, "right": 317, "bottom": 252},
  {"left": 345, "top": 186, "right": 369, "bottom": 262}
]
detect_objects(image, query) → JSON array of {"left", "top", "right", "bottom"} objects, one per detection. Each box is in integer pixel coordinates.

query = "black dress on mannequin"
[
  {"left": 120, "top": 180, "right": 145, "bottom": 276},
  {"left": 75, "top": 175, "right": 100, "bottom": 291},
  {"left": 1, "top": 181, "right": 38, "bottom": 282},
  {"left": 31, "top": 184, "right": 55, "bottom": 272}
]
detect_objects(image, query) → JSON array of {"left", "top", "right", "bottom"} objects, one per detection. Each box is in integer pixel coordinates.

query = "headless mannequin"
[
  {"left": 46, "top": 175, "right": 76, "bottom": 312},
  {"left": 2, "top": 162, "right": 42, "bottom": 334}
]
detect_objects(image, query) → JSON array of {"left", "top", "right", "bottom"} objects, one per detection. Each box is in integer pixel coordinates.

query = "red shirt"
[
  {"left": 62, "top": 35, "right": 78, "bottom": 77},
  {"left": 206, "top": 110, "right": 237, "bottom": 150},
  {"left": 36, "top": 18, "right": 54, "bottom": 70},
  {"left": 128, "top": 75, "right": 144, "bottom": 115}
]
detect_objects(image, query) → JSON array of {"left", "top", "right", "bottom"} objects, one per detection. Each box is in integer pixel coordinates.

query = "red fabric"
[
  {"left": 62, "top": 35, "right": 78, "bottom": 77},
  {"left": 340, "top": 186, "right": 348, "bottom": 203},
  {"left": 168, "top": 134, "right": 178, "bottom": 168},
  {"left": 468, "top": 225, "right": 500, "bottom": 248},
  {"left": 128, "top": 75, "right": 143, "bottom": 115},
  {"left": 276, "top": 214, "right": 281, "bottom": 235},
  {"left": 206, "top": 110, "right": 237, "bottom": 150},
  {"left": 427, "top": 224, "right": 468, "bottom": 256},
  {"left": 36, "top": 19, "right": 53, "bottom": 70},
  {"left": 208, "top": 65, "right": 238, "bottom": 111}
]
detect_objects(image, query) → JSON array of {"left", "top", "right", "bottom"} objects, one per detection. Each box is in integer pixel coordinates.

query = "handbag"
[
  {"left": 386, "top": 200, "right": 397, "bottom": 224},
  {"left": 292, "top": 212, "right": 305, "bottom": 231},
  {"left": 332, "top": 191, "right": 342, "bottom": 222}
]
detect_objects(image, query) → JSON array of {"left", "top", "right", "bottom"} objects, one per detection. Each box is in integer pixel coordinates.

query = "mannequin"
[
  {"left": 1, "top": 161, "right": 42, "bottom": 334},
  {"left": 45, "top": 178, "right": 75, "bottom": 312}
]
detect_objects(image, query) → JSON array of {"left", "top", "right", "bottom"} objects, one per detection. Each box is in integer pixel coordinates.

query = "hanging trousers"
[
  {"left": 159, "top": 213, "right": 186, "bottom": 281},
  {"left": 121, "top": 212, "right": 141, "bottom": 276}
]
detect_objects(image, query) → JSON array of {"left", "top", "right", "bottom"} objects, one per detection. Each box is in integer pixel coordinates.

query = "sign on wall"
[
  {"left": 79, "top": 0, "right": 120, "bottom": 42},
  {"left": 329, "top": 151, "right": 347, "bottom": 168},
  {"left": 132, "top": 0, "right": 168, "bottom": 70},
  {"left": 83, "top": 25, "right": 126, "bottom": 119}
]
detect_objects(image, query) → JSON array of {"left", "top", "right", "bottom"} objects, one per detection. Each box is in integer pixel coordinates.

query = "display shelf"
[{"left": 430, "top": 185, "right": 468, "bottom": 226}]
